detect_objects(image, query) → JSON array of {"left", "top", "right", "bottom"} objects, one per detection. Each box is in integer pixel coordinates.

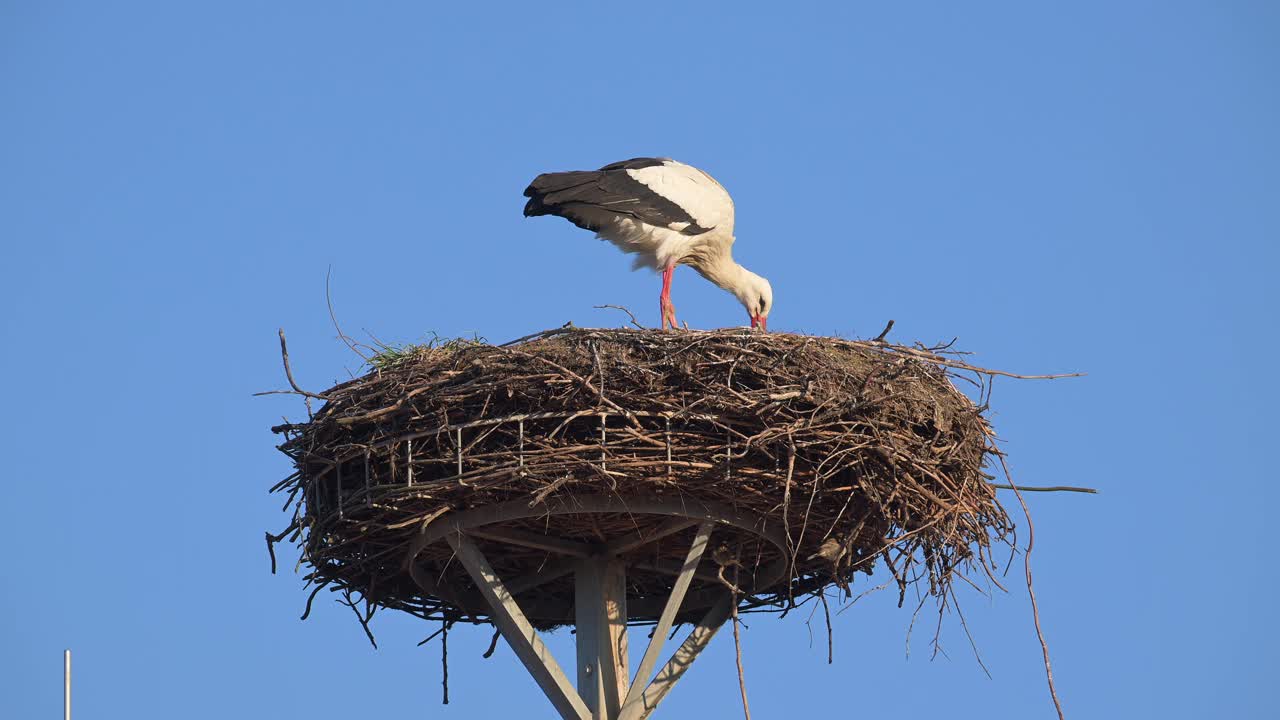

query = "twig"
[
  {"left": 989, "top": 484, "right": 1097, "bottom": 494},
  {"left": 499, "top": 322, "right": 576, "bottom": 347},
  {"left": 264, "top": 532, "right": 278, "bottom": 574},
  {"left": 339, "top": 590, "right": 378, "bottom": 649},
  {"left": 263, "top": 526, "right": 297, "bottom": 574},
  {"left": 873, "top": 319, "right": 895, "bottom": 342},
  {"left": 782, "top": 436, "right": 796, "bottom": 560},
  {"left": 299, "top": 580, "right": 329, "bottom": 621},
  {"left": 481, "top": 627, "right": 501, "bottom": 658},
  {"left": 820, "top": 590, "right": 833, "bottom": 664},
  {"left": 441, "top": 620, "right": 450, "bottom": 705},
  {"left": 275, "top": 329, "right": 330, "bottom": 401},
  {"left": 998, "top": 454, "right": 1066, "bottom": 720},
  {"left": 327, "top": 266, "right": 371, "bottom": 362},
  {"left": 594, "top": 304, "right": 646, "bottom": 329},
  {"left": 417, "top": 626, "right": 446, "bottom": 646},
  {"left": 731, "top": 563, "right": 752, "bottom": 720}
]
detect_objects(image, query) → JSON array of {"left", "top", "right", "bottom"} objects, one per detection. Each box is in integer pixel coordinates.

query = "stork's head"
[{"left": 736, "top": 270, "right": 773, "bottom": 332}]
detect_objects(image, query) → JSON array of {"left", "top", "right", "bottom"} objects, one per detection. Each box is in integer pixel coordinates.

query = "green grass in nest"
[{"left": 368, "top": 333, "right": 486, "bottom": 371}]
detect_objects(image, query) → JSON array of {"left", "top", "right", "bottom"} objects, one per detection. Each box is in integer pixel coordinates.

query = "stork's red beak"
[{"left": 751, "top": 315, "right": 768, "bottom": 332}]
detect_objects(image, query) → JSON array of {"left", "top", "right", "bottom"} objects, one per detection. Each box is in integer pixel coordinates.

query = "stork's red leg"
[{"left": 660, "top": 263, "right": 677, "bottom": 329}]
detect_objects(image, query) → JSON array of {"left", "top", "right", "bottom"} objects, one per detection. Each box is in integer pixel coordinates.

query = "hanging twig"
[
  {"left": 441, "top": 619, "right": 451, "bottom": 705},
  {"left": 481, "top": 627, "right": 501, "bottom": 658},
  {"left": 264, "top": 521, "right": 298, "bottom": 574},
  {"left": 338, "top": 589, "right": 378, "bottom": 649},
  {"left": 819, "top": 591, "right": 833, "bottom": 664},
  {"left": 998, "top": 454, "right": 1066, "bottom": 720},
  {"left": 731, "top": 562, "right": 752, "bottom": 720}
]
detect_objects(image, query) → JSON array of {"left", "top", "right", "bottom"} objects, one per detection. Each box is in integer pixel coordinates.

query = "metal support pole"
[
  {"left": 575, "top": 555, "right": 629, "bottom": 719},
  {"left": 64, "top": 649, "right": 71, "bottom": 720},
  {"left": 399, "top": 501, "right": 789, "bottom": 720}
]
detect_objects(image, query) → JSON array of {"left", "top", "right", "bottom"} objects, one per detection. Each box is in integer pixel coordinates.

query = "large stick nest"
[{"left": 270, "top": 327, "right": 1014, "bottom": 631}]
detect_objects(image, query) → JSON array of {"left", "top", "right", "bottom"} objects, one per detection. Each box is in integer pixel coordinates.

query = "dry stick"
[
  {"left": 326, "top": 266, "right": 371, "bottom": 362},
  {"left": 873, "top": 319, "right": 895, "bottom": 343},
  {"left": 819, "top": 591, "right": 833, "bottom": 664},
  {"left": 340, "top": 590, "right": 378, "bottom": 649},
  {"left": 781, "top": 437, "right": 796, "bottom": 561},
  {"left": 481, "top": 628, "right": 501, "bottom": 658},
  {"left": 731, "top": 563, "right": 752, "bottom": 720},
  {"left": 416, "top": 626, "right": 447, "bottom": 647},
  {"left": 441, "top": 620, "right": 450, "bottom": 705},
  {"left": 265, "top": 532, "right": 278, "bottom": 574},
  {"left": 299, "top": 580, "right": 329, "bottom": 621},
  {"left": 989, "top": 484, "right": 1097, "bottom": 494},
  {"left": 594, "top": 304, "right": 646, "bottom": 330},
  {"left": 499, "top": 322, "right": 577, "bottom": 348},
  {"left": 265, "top": 522, "right": 300, "bottom": 574},
  {"left": 998, "top": 454, "right": 1066, "bottom": 720},
  {"left": 274, "top": 329, "right": 330, "bottom": 401}
]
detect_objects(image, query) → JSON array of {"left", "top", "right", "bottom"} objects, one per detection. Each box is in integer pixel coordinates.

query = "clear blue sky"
[{"left": 2, "top": 2, "right": 1276, "bottom": 717}]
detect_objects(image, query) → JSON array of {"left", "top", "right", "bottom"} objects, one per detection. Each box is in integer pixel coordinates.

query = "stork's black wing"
[{"left": 522, "top": 158, "right": 711, "bottom": 236}]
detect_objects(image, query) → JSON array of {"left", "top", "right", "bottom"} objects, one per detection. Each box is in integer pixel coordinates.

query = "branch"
[
  {"left": 988, "top": 484, "right": 1097, "bottom": 494},
  {"left": 731, "top": 563, "right": 752, "bottom": 720},
  {"left": 998, "top": 455, "right": 1067, "bottom": 720},
  {"left": 499, "top": 322, "right": 576, "bottom": 348},
  {"left": 873, "top": 319, "right": 895, "bottom": 343},
  {"left": 327, "top": 266, "right": 371, "bottom": 362},
  {"left": 276, "top": 329, "right": 330, "bottom": 401},
  {"left": 594, "top": 304, "right": 646, "bottom": 329},
  {"left": 338, "top": 589, "right": 378, "bottom": 649}
]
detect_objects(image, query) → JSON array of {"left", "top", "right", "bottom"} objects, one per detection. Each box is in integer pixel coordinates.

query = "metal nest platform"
[{"left": 269, "top": 326, "right": 1017, "bottom": 719}]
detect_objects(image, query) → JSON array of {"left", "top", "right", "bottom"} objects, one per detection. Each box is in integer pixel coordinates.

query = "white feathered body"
[
  {"left": 594, "top": 161, "right": 737, "bottom": 272},
  {"left": 523, "top": 157, "right": 772, "bottom": 325}
]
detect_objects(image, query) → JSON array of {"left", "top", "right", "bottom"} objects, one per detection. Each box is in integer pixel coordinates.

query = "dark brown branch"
[
  {"left": 299, "top": 580, "right": 329, "bottom": 621},
  {"left": 820, "top": 590, "right": 833, "bottom": 664},
  {"left": 417, "top": 626, "right": 447, "bottom": 646},
  {"left": 873, "top": 319, "right": 895, "bottom": 342},
  {"left": 481, "top": 627, "right": 501, "bottom": 658},
  {"left": 499, "top": 322, "right": 575, "bottom": 347},
  {"left": 276, "top": 329, "right": 330, "bottom": 401},
  {"left": 988, "top": 484, "right": 1097, "bottom": 494},
  {"left": 441, "top": 620, "right": 450, "bottom": 705},
  {"left": 339, "top": 590, "right": 378, "bottom": 649},
  {"left": 265, "top": 532, "right": 277, "bottom": 574}
]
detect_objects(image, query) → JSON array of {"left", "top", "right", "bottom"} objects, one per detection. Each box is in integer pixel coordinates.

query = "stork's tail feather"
[{"left": 523, "top": 171, "right": 600, "bottom": 217}]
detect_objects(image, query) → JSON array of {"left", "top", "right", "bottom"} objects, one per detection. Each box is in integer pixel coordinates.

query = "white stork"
[{"left": 523, "top": 157, "right": 773, "bottom": 331}]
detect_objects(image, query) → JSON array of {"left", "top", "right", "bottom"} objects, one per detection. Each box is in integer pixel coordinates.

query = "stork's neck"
[{"left": 691, "top": 249, "right": 753, "bottom": 298}]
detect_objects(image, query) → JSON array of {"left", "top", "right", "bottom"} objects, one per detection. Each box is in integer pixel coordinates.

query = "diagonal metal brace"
[
  {"left": 622, "top": 522, "right": 714, "bottom": 710},
  {"left": 619, "top": 592, "right": 735, "bottom": 720},
  {"left": 446, "top": 532, "right": 591, "bottom": 720}
]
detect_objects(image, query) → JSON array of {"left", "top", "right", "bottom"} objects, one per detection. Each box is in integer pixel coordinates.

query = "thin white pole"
[{"left": 63, "top": 649, "right": 71, "bottom": 720}]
